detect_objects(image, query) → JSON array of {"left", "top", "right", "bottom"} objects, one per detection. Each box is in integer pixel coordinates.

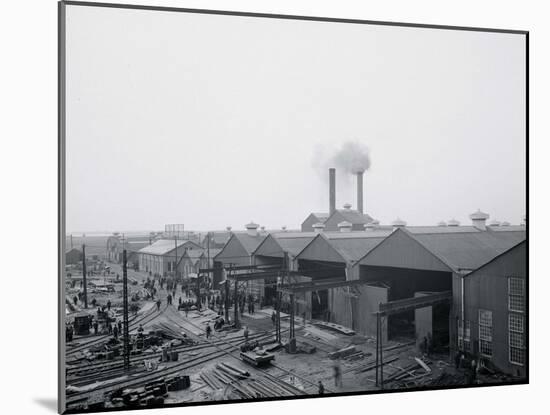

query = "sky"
[{"left": 65, "top": 5, "right": 526, "bottom": 233}]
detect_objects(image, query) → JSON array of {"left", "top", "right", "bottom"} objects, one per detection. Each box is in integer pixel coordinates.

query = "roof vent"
[
  {"left": 469, "top": 209, "right": 489, "bottom": 230},
  {"left": 392, "top": 218, "right": 407, "bottom": 228},
  {"left": 337, "top": 221, "right": 352, "bottom": 232},
  {"left": 437, "top": 221, "right": 447, "bottom": 227},
  {"left": 488, "top": 220, "right": 500, "bottom": 227},
  {"left": 281, "top": 226, "right": 287, "bottom": 232},
  {"left": 312, "top": 222, "right": 326, "bottom": 233},
  {"left": 364, "top": 222, "right": 376, "bottom": 231},
  {"left": 245, "top": 222, "right": 259, "bottom": 236},
  {"left": 343, "top": 203, "right": 352, "bottom": 210},
  {"left": 226, "top": 226, "right": 232, "bottom": 232},
  {"left": 447, "top": 218, "right": 460, "bottom": 227}
]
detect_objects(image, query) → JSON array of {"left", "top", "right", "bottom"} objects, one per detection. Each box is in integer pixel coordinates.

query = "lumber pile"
[
  {"left": 200, "top": 362, "right": 304, "bottom": 399},
  {"left": 328, "top": 346, "right": 356, "bottom": 359}
]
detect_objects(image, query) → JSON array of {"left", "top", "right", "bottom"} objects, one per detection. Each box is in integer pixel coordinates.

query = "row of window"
[{"left": 457, "top": 276, "right": 525, "bottom": 366}]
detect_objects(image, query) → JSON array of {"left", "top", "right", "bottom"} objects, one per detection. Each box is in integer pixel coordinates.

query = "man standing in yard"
[
  {"left": 156, "top": 298, "right": 162, "bottom": 311},
  {"left": 318, "top": 381, "right": 325, "bottom": 395},
  {"left": 107, "top": 300, "right": 111, "bottom": 311},
  {"left": 93, "top": 319, "right": 98, "bottom": 335},
  {"left": 206, "top": 323, "right": 212, "bottom": 340},
  {"left": 244, "top": 326, "right": 249, "bottom": 341},
  {"left": 333, "top": 360, "right": 342, "bottom": 388},
  {"left": 113, "top": 323, "right": 118, "bottom": 340}
]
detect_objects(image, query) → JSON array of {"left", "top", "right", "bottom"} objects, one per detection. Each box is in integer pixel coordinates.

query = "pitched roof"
[
  {"left": 464, "top": 240, "right": 526, "bottom": 278},
  {"left": 232, "top": 233, "right": 266, "bottom": 254},
  {"left": 138, "top": 239, "right": 201, "bottom": 255},
  {"left": 405, "top": 228, "right": 526, "bottom": 272},
  {"left": 297, "top": 230, "right": 392, "bottom": 264},
  {"left": 261, "top": 232, "right": 317, "bottom": 257},
  {"left": 324, "top": 231, "right": 393, "bottom": 262},
  {"left": 329, "top": 209, "right": 374, "bottom": 225}
]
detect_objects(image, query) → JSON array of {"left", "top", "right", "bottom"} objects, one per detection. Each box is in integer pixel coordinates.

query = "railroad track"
[
  {"left": 66, "top": 305, "right": 165, "bottom": 357},
  {"left": 66, "top": 330, "right": 278, "bottom": 408}
]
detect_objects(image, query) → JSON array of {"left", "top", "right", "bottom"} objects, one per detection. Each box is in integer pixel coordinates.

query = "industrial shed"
[
  {"left": 294, "top": 230, "right": 391, "bottom": 324},
  {"left": 212, "top": 223, "right": 266, "bottom": 287},
  {"left": 250, "top": 232, "right": 316, "bottom": 304},
  {"left": 459, "top": 240, "right": 526, "bottom": 377},
  {"left": 138, "top": 239, "right": 201, "bottom": 277},
  {"left": 355, "top": 225, "right": 526, "bottom": 352}
]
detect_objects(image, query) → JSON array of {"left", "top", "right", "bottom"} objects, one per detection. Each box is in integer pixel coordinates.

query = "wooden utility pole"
[
  {"left": 375, "top": 311, "right": 380, "bottom": 386},
  {"left": 82, "top": 244, "right": 88, "bottom": 308},
  {"left": 122, "top": 249, "right": 130, "bottom": 371},
  {"left": 174, "top": 235, "right": 178, "bottom": 279},
  {"left": 234, "top": 275, "right": 240, "bottom": 329},
  {"left": 225, "top": 266, "right": 231, "bottom": 322}
]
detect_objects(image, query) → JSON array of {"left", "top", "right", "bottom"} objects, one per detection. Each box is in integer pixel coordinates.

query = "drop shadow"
[{"left": 34, "top": 398, "right": 57, "bottom": 413}]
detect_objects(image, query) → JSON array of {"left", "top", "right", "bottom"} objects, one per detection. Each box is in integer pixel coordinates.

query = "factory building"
[
  {"left": 178, "top": 249, "right": 208, "bottom": 280},
  {"left": 251, "top": 232, "right": 316, "bottom": 305},
  {"left": 65, "top": 247, "right": 82, "bottom": 265},
  {"left": 457, "top": 240, "right": 526, "bottom": 377},
  {"left": 212, "top": 223, "right": 265, "bottom": 287},
  {"left": 294, "top": 228, "right": 392, "bottom": 322},
  {"left": 352, "top": 219, "right": 526, "bottom": 353},
  {"left": 138, "top": 239, "right": 201, "bottom": 277},
  {"left": 106, "top": 233, "right": 155, "bottom": 264}
]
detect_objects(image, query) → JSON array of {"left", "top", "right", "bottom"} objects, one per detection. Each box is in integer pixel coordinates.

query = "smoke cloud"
[{"left": 331, "top": 141, "right": 371, "bottom": 174}]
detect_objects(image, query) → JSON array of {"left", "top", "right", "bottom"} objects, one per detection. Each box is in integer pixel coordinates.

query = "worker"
[
  {"left": 454, "top": 351, "right": 462, "bottom": 369},
  {"left": 112, "top": 323, "right": 118, "bottom": 339},
  {"left": 156, "top": 299, "right": 162, "bottom": 311},
  {"left": 73, "top": 296, "right": 78, "bottom": 306},
  {"left": 93, "top": 319, "right": 98, "bottom": 335},
  {"left": 271, "top": 310, "right": 276, "bottom": 326},
  {"left": 333, "top": 360, "right": 342, "bottom": 388},
  {"left": 108, "top": 322, "right": 112, "bottom": 334},
  {"left": 318, "top": 381, "right": 325, "bottom": 395},
  {"left": 206, "top": 323, "right": 212, "bottom": 339},
  {"left": 107, "top": 300, "right": 111, "bottom": 311},
  {"left": 117, "top": 319, "right": 122, "bottom": 334},
  {"left": 244, "top": 326, "right": 249, "bottom": 341},
  {"left": 167, "top": 294, "right": 172, "bottom": 306},
  {"left": 91, "top": 298, "right": 97, "bottom": 308},
  {"left": 470, "top": 358, "right": 478, "bottom": 383}
]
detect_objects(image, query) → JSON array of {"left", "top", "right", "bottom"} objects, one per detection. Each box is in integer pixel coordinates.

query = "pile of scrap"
[
  {"left": 110, "top": 376, "right": 190, "bottom": 408},
  {"left": 384, "top": 357, "right": 433, "bottom": 386},
  {"left": 328, "top": 346, "right": 356, "bottom": 359}
]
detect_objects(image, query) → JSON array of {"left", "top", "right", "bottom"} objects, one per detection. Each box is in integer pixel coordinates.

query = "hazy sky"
[{"left": 65, "top": 5, "right": 526, "bottom": 233}]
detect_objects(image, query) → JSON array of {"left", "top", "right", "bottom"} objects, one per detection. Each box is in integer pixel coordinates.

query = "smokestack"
[
  {"left": 329, "top": 168, "right": 336, "bottom": 216},
  {"left": 356, "top": 171, "right": 364, "bottom": 214}
]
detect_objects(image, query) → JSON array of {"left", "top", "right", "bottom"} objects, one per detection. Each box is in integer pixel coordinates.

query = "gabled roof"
[
  {"left": 330, "top": 209, "right": 374, "bottom": 225},
  {"left": 296, "top": 230, "right": 392, "bottom": 264},
  {"left": 356, "top": 227, "right": 526, "bottom": 273},
  {"left": 253, "top": 232, "right": 316, "bottom": 258},
  {"left": 409, "top": 228, "right": 526, "bottom": 272},
  {"left": 464, "top": 240, "right": 526, "bottom": 278},
  {"left": 138, "top": 239, "right": 201, "bottom": 255},
  {"left": 214, "top": 232, "right": 266, "bottom": 262}
]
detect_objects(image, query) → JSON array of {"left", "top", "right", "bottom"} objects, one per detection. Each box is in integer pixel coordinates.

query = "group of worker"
[{"left": 454, "top": 352, "right": 480, "bottom": 384}]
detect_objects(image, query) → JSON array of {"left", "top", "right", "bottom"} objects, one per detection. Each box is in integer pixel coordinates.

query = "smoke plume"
[{"left": 331, "top": 141, "right": 371, "bottom": 174}]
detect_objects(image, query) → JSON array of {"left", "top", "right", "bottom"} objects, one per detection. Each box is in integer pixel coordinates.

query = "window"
[
  {"left": 509, "top": 313, "right": 525, "bottom": 365},
  {"left": 508, "top": 277, "right": 525, "bottom": 312},
  {"left": 479, "top": 309, "right": 493, "bottom": 357},
  {"left": 458, "top": 319, "right": 471, "bottom": 352}
]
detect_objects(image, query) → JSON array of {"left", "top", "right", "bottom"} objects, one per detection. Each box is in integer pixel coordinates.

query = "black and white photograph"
[{"left": 58, "top": 1, "right": 527, "bottom": 413}]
